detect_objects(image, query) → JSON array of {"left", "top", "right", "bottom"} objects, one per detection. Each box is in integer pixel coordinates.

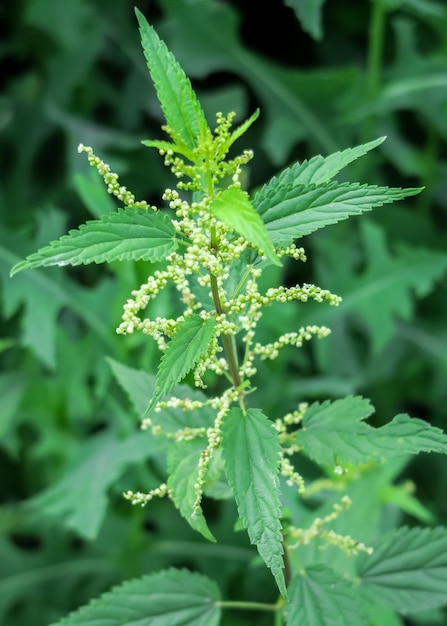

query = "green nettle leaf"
[
  {"left": 285, "top": 565, "right": 368, "bottom": 626},
  {"left": 10, "top": 209, "right": 177, "bottom": 275},
  {"left": 167, "top": 439, "right": 216, "bottom": 542},
  {"left": 254, "top": 180, "right": 422, "bottom": 246},
  {"left": 147, "top": 314, "right": 216, "bottom": 413},
  {"left": 135, "top": 8, "right": 210, "bottom": 150},
  {"left": 358, "top": 526, "right": 447, "bottom": 613},
  {"left": 256, "top": 137, "right": 386, "bottom": 190},
  {"left": 296, "top": 396, "right": 447, "bottom": 467},
  {"left": 49, "top": 568, "right": 221, "bottom": 626},
  {"left": 210, "top": 187, "right": 281, "bottom": 266},
  {"left": 221, "top": 407, "right": 286, "bottom": 597}
]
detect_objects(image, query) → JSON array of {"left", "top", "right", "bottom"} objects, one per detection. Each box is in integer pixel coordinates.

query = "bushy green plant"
[{"left": 10, "top": 8, "right": 447, "bottom": 626}]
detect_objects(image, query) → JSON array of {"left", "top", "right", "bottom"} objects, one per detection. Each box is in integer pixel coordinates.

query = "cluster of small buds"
[
  {"left": 191, "top": 387, "right": 239, "bottom": 517},
  {"left": 276, "top": 244, "right": 307, "bottom": 262},
  {"left": 193, "top": 337, "right": 225, "bottom": 388},
  {"left": 124, "top": 483, "right": 170, "bottom": 506},
  {"left": 280, "top": 456, "right": 305, "bottom": 493},
  {"left": 302, "top": 476, "right": 347, "bottom": 498},
  {"left": 265, "top": 284, "right": 342, "bottom": 306},
  {"left": 77, "top": 144, "right": 153, "bottom": 210},
  {"left": 253, "top": 325, "right": 331, "bottom": 360},
  {"left": 288, "top": 495, "right": 373, "bottom": 556}
]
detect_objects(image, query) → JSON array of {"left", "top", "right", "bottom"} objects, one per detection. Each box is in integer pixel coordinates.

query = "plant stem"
[
  {"left": 366, "top": 0, "right": 386, "bottom": 102},
  {"left": 216, "top": 600, "right": 281, "bottom": 612},
  {"left": 209, "top": 224, "right": 247, "bottom": 410}
]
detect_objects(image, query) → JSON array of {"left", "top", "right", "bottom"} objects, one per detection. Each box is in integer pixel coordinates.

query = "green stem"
[
  {"left": 359, "top": 0, "right": 387, "bottom": 174},
  {"left": 217, "top": 600, "right": 281, "bottom": 612},
  {"left": 209, "top": 224, "right": 247, "bottom": 410},
  {"left": 366, "top": 0, "right": 386, "bottom": 102},
  {"left": 210, "top": 267, "right": 245, "bottom": 398}
]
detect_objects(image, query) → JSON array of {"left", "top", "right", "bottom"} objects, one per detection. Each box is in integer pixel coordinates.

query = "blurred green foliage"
[{"left": 1, "top": 1, "right": 447, "bottom": 624}]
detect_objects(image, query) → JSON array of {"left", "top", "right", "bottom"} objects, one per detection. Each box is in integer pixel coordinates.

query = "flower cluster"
[
  {"left": 78, "top": 144, "right": 154, "bottom": 210},
  {"left": 288, "top": 496, "right": 373, "bottom": 557}
]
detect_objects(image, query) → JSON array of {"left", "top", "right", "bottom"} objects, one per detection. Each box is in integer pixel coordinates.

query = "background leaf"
[
  {"left": 283, "top": 0, "right": 328, "bottom": 41},
  {"left": 29, "top": 431, "right": 162, "bottom": 539}
]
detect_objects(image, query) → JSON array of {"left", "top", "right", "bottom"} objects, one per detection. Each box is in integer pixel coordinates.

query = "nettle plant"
[{"left": 12, "top": 9, "right": 447, "bottom": 626}]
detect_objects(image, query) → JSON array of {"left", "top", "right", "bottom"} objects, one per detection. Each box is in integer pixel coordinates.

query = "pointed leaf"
[
  {"left": 147, "top": 314, "right": 216, "bottom": 413},
  {"left": 285, "top": 565, "right": 368, "bottom": 626},
  {"left": 217, "top": 108, "right": 260, "bottom": 157},
  {"left": 136, "top": 8, "right": 209, "bottom": 150},
  {"left": 168, "top": 439, "right": 216, "bottom": 542},
  {"left": 210, "top": 187, "right": 281, "bottom": 266},
  {"left": 50, "top": 568, "right": 221, "bottom": 626},
  {"left": 254, "top": 180, "right": 422, "bottom": 246},
  {"left": 358, "top": 526, "right": 447, "bottom": 613},
  {"left": 10, "top": 209, "right": 176, "bottom": 275},
  {"left": 256, "top": 137, "right": 385, "bottom": 191},
  {"left": 221, "top": 407, "right": 286, "bottom": 597},
  {"left": 296, "top": 396, "right": 447, "bottom": 467},
  {"left": 142, "top": 138, "right": 195, "bottom": 161}
]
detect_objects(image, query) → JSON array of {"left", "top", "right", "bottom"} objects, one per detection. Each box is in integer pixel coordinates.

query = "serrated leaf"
[
  {"left": 358, "top": 526, "right": 447, "bottom": 613},
  {"left": 296, "top": 396, "right": 447, "bottom": 467},
  {"left": 147, "top": 314, "right": 216, "bottom": 413},
  {"left": 221, "top": 407, "right": 286, "bottom": 597},
  {"left": 50, "top": 568, "right": 221, "bottom": 626},
  {"left": 285, "top": 565, "right": 368, "bottom": 626},
  {"left": 254, "top": 180, "right": 422, "bottom": 246},
  {"left": 255, "top": 137, "right": 386, "bottom": 192},
  {"left": 210, "top": 187, "right": 281, "bottom": 266},
  {"left": 168, "top": 439, "right": 216, "bottom": 542},
  {"left": 136, "top": 8, "right": 209, "bottom": 150},
  {"left": 10, "top": 209, "right": 176, "bottom": 275}
]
